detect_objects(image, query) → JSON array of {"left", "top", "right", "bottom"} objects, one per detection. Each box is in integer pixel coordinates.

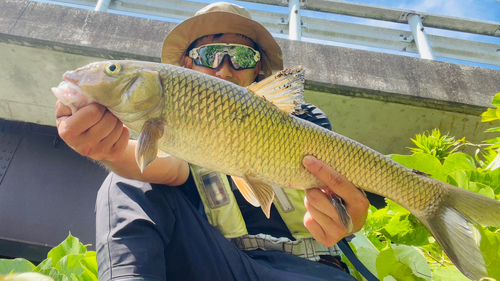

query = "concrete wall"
[{"left": 1, "top": 0, "right": 499, "bottom": 155}]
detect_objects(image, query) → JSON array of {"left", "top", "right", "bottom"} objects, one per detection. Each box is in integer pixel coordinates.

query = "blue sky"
[
  {"left": 349, "top": 0, "right": 499, "bottom": 22},
  {"left": 186, "top": 0, "right": 500, "bottom": 69},
  {"left": 33, "top": 0, "right": 500, "bottom": 69}
]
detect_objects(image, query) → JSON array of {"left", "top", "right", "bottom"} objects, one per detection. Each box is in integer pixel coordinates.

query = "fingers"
[
  {"left": 84, "top": 110, "right": 121, "bottom": 144},
  {"left": 304, "top": 193, "right": 347, "bottom": 247},
  {"left": 55, "top": 102, "right": 129, "bottom": 162},
  {"left": 303, "top": 156, "right": 369, "bottom": 221},
  {"left": 55, "top": 100, "right": 73, "bottom": 120},
  {"left": 57, "top": 103, "right": 107, "bottom": 139},
  {"left": 97, "top": 123, "right": 130, "bottom": 162},
  {"left": 302, "top": 155, "right": 370, "bottom": 245}
]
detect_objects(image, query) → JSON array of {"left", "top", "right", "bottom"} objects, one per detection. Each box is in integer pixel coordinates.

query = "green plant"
[
  {"left": 408, "top": 129, "right": 465, "bottom": 163},
  {"left": 344, "top": 93, "right": 500, "bottom": 280},
  {"left": 0, "top": 234, "right": 97, "bottom": 281},
  {"left": 478, "top": 93, "right": 500, "bottom": 171}
]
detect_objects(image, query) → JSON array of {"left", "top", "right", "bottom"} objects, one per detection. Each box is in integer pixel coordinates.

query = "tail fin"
[{"left": 419, "top": 183, "right": 500, "bottom": 280}]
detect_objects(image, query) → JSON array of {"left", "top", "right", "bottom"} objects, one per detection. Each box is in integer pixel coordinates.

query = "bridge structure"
[{"left": 0, "top": 0, "right": 499, "bottom": 262}]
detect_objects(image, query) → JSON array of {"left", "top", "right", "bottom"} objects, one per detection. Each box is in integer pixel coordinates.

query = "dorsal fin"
[{"left": 247, "top": 66, "right": 306, "bottom": 114}]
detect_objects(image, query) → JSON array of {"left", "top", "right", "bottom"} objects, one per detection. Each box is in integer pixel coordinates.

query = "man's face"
[{"left": 185, "top": 33, "right": 262, "bottom": 87}]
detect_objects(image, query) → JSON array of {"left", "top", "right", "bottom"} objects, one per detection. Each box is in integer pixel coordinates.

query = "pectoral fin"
[
  {"left": 243, "top": 175, "right": 275, "bottom": 219},
  {"left": 135, "top": 120, "right": 164, "bottom": 173}
]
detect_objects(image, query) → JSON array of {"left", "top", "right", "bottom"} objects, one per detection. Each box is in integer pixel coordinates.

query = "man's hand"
[
  {"left": 55, "top": 101, "right": 130, "bottom": 162},
  {"left": 302, "top": 155, "right": 369, "bottom": 247}
]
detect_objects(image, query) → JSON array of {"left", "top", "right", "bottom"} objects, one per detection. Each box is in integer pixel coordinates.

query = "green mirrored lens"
[
  {"left": 231, "top": 46, "right": 257, "bottom": 69},
  {"left": 194, "top": 44, "right": 259, "bottom": 70},
  {"left": 199, "top": 45, "right": 224, "bottom": 68}
]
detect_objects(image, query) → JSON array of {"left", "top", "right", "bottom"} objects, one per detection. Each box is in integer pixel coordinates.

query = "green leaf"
[
  {"left": 486, "top": 152, "right": 500, "bottom": 171},
  {"left": 446, "top": 171, "right": 496, "bottom": 199},
  {"left": 34, "top": 259, "right": 52, "bottom": 273},
  {"left": 79, "top": 253, "right": 97, "bottom": 281},
  {"left": 482, "top": 108, "right": 499, "bottom": 122},
  {"left": 376, "top": 243, "right": 429, "bottom": 281},
  {"left": 54, "top": 255, "right": 84, "bottom": 277},
  {"left": 36, "top": 268, "right": 64, "bottom": 281},
  {"left": 392, "top": 245, "right": 432, "bottom": 280},
  {"left": 491, "top": 92, "right": 500, "bottom": 108},
  {"left": 340, "top": 248, "right": 364, "bottom": 281},
  {"left": 478, "top": 227, "right": 500, "bottom": 279},
  {"left": 47, "top": 235, "right": 86, "bottom": 266},
  {"left": 388, "top": 153, "right": 446, "bottom": 181},
  {"left": 484, "top": 127, "right": 500, "bottom": 133},
  {"left": 0, "top": 272, "right": 55, "bottom": 281},
  {"left": 442, "top": 153, "right": 477, "bottom": 175},
  {"left": 0, "top": 259, "right": 35, "bottom": 275},
  {"left": 385, "top": 199, "right": 410, "bottom": 215},
  {"left": 351, "top": 232, "right": 380, "bottom": 277},
  {"left": 485, "top": 137, "right": 500, "bottom": 144},
  {"left": 380, "top": 213, "right": 432, "bottom": 246},
  {"left": 463, "top": 169, "right": 500, "bottom": 192},
  {"left": 431, "top": 266, "right": 469, "bottom": 281}
]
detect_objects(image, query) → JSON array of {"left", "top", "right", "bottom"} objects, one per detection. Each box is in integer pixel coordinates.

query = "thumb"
[{"left": 55, "top": 100, "right": 73, "bottom": 119}]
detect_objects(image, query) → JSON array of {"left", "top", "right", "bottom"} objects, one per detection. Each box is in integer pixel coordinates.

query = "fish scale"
[{"left": 52, "top": 60, "right": 500, "bottom": 280}]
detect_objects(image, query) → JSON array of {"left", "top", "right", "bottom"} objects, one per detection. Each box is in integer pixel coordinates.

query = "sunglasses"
[{"left": 188, "top": 43, "right": 261, "bottom": 70}]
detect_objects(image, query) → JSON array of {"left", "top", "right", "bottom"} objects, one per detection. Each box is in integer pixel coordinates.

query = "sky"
[
  {"left": 348, "top": 0, "right": 499, "bottom": 21},
  {"left": 186, "top": 0, "right": 500, "bottom": 69},
  {"left": 32, "top": 0, "right": 500, "bottom": 69}
]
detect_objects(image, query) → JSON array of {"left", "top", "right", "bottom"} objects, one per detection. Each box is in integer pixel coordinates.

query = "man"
[{"left": 55, "top": 2, "right": 369, "bottom": 280}]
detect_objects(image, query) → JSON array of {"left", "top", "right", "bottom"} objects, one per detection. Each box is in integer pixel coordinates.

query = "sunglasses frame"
[{"left": 188, "top": 43, "right": 261, "bottom": 70}]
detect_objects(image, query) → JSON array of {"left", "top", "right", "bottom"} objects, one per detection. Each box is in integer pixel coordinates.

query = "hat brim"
[{"left": 161, "top": 11, "right": 283, "bottom": 78}]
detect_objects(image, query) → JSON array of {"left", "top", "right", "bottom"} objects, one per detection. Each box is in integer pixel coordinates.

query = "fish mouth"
[{"left": 51, "top": 78, "right": 93, "bottom": 114}]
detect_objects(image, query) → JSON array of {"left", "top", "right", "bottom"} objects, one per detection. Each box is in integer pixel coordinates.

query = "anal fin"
[
  {"left": 135, "top": 119, "right": 164, "bottom": 173},
  {"left": 231, "top": 175, "right": 275, "bottom": 218},
  {"left": 231, "top": 176, "right": 260, "bottom": 207}
]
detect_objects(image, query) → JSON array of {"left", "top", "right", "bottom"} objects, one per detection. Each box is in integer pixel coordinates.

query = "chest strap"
[{"left": 230, "top": 234, "right": 342, "bottom": 261}]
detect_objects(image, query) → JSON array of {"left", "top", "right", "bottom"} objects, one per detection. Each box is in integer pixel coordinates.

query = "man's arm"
[{"left": 55, "top": 101, "right": 189, "bottom": 186}]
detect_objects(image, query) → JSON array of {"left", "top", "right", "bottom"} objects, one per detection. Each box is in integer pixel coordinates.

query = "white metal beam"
[
  {"left": 95, "top": 0, "right": 111, "bottom": 11},
  {"left": 244, "top": 0, "right": 500, "bottom": 37},
  {"left": 288, "top": 0, "right": 301, "bottom": 40},
  {"left": 407, "top": 14, "right": 435, "bottom": 60},
  {"left": 32, "top": 0, "right": 500, "bottom": 66}
]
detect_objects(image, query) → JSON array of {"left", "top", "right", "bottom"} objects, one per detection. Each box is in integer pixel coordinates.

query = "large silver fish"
[{"left": 52, "top": 60, "right": 500, "bottom": 280}]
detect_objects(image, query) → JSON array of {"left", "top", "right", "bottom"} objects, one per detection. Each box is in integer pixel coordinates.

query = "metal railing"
[{"left": 32, "top": 0, "right": 500, "bottom": 67}]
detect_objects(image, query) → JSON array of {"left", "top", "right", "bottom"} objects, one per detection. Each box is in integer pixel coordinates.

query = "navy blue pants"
[{"left": 95, "top": 173, "right": 356, "bottom": 281}]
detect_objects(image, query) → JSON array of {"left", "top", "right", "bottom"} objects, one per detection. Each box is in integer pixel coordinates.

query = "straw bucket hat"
[{"left": 161, "top": 2, "right": 283, "bottom": 79}]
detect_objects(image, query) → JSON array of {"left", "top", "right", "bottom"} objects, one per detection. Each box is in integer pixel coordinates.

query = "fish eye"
[{"left": 105, "top": 63, "right": 122, "bottom": 75}]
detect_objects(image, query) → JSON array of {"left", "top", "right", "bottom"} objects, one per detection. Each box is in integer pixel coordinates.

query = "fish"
[{"left": 52, "top": 60, "right": 500, "bottom": 280}]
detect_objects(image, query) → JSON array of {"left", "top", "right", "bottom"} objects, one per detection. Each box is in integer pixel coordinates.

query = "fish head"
[{"left": 52, "top": 60, "right": 163, "bottom": 122}]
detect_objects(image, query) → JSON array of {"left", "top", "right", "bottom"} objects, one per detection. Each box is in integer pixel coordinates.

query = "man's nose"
[{"left": 215, "top": 56, "right": 234, "bottom": 79}]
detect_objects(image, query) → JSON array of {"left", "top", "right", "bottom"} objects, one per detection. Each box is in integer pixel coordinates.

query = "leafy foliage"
[
  {"left": 345, "top": 93, "right": 500, "bottom": 280},
  {"left": 0, "top": 235, "right": 97, "bottom": 281},
  {"left": 479, "top": 93, "right": 500, "bottom": 171},
  {"left": 409, "top": 129, "right": 465, "bottom": 162},
  {"left": 3, "top": 93, "right": 500, "bottom": 281}
]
